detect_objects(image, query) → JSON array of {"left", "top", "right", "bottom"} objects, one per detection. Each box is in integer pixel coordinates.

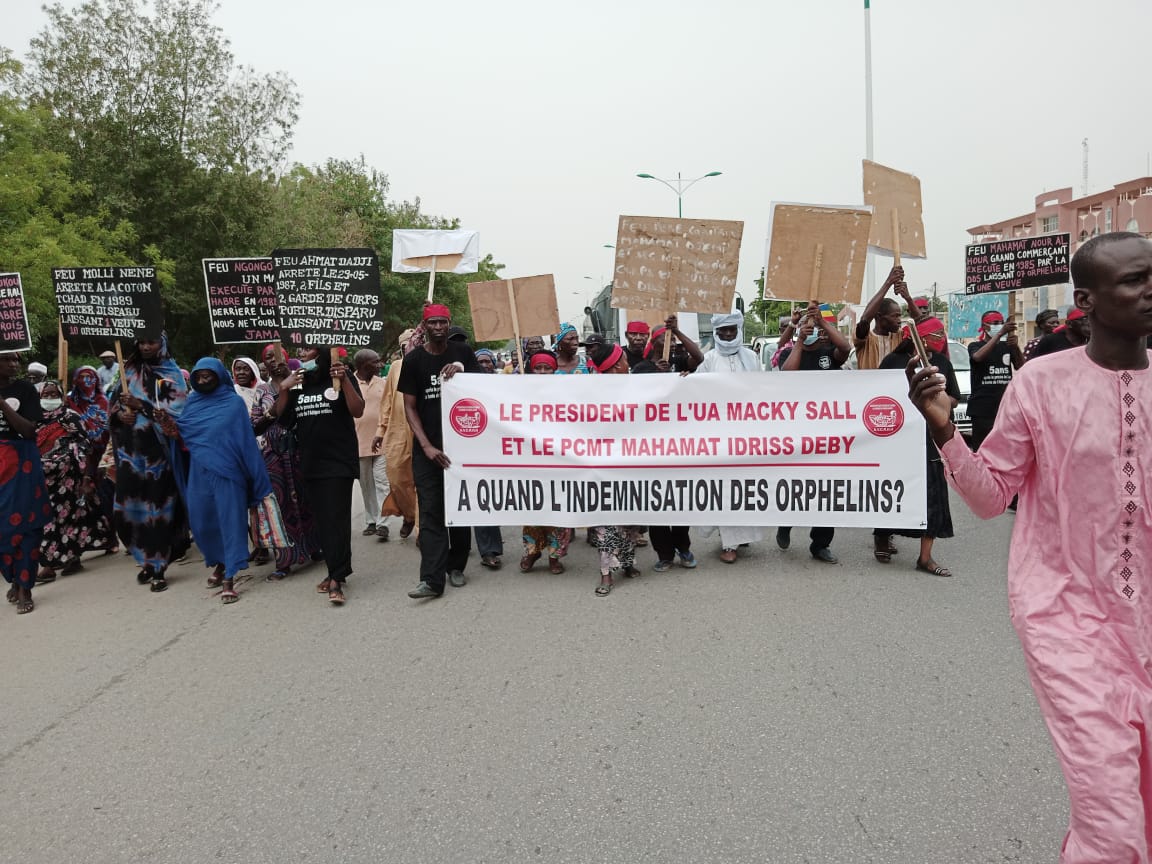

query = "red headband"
[
  {"left": 594, "top": 344, "right": 624, "bottom": 372},
  {"left": 901, "top": 317, "right": 946, "bottom": 345},
  {"left": 625, "top": 321, "right": 650, "bottom": 335},
  {"left": 424, "top": 303, "right": 451, "bottom": 321},
  {"left": 643, "top": 326, "right": 669, "bottom": 359},
  {"left": 530, "top": 352, "right": 557, "bottom": 370},
  {"left": 981, "top": 312, "right": 1004, "bottom": 325},
  {"left": 1066, "top": 308, "right": 1085, "bottom": 321}
]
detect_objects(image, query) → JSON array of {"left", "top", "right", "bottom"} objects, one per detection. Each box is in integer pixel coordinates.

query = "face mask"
[
  {"left": 986, "top": 324, "right": 1002, "bottom": 337},
  {"left": 300, "top": 359, "right": 318, "bottom": 373},
  {"left": 191, "top": 379, "right": 218, "bottom": 394},
  {"left": 804, "top": 333, "right": 820, "bottom": 346},
  {"left": 41, "top": 398, "right": 63, "bottom": 411}
]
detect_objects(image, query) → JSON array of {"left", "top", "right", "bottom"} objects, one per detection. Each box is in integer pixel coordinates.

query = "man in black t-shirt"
[
  {"left": 967, "top": 310, "right": 1023, "bottom": 449},
  {"left": 776, "top": 302, "right": 851, "bottom": 563},
  {"left": 398, "top": 305, "right": 483, "bottom": 599}
]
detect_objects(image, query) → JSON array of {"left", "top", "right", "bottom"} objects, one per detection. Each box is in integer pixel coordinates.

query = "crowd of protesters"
[{"left": 1, "top": 265, "right": 1101, "bottom": 614}]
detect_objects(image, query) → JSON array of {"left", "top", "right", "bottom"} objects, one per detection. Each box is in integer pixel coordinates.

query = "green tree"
[
  {"left": 20, "top": 0, "right": 298, "bottom": 359},
  {"left": 0, "top": 49, "right": 142, "bottom": 358}
]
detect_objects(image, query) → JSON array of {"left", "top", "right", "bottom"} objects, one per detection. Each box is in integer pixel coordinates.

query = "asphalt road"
[{"left": 0, "top": 496, "right": 1067, "bottom": 864}]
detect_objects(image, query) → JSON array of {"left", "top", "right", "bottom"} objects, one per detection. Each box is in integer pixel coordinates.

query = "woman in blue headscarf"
[
  {"left": 179, "top": 358, "right": 272, "bottom": 604},
  {"left": 553, "top": 323, "right": 590, "bottom": 374},
  {"left": 108, "top": 334, "right": 190, "bottom": 592}
]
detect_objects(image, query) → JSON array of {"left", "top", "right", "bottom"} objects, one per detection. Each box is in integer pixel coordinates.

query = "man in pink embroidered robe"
[{"left": 910, "top": 232, "right": 1152, "bottom": 863}]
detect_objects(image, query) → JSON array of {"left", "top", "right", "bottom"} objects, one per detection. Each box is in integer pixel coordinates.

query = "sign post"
[
  {"left": 466, "top": 273, "right": 560, "bottom": 374},
  {"left": 391, "top": 230, "right": 481, "bottom": 303},
  {"left": 271, "top": 249, "right": 384, "bottom": 349},
  {"left": 202, "top": 257, "right": 280, "bottom": 344},
  {"left": 964, "top": 234, "right": 1070, "bottom": 295},
  {"left": 0, "top": 273, "right": 32, "bottom": 354},
  {"left": 53, "top": 266, "right": 164, "bottom": 391}
]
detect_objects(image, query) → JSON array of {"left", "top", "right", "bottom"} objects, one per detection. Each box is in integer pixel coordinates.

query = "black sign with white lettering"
[
  {"left": 271, "top": 248, "right": 383, "bottom": 348},
  {"left": 53, "top": 266, "right": 164, "bottom": 339},
  {"left": 964, "top": 233, "right": 1070, "bottom": 295},
  {"left": 0, "top": 272, "right": 32, "bottom": 352},
  {"left": 203, "top": 257, "right": 280, "bottom": 344}
]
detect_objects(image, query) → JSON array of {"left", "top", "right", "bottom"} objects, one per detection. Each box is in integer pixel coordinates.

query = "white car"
[{"left": 947, "top": 340, "right": 972, "bottom": 438}]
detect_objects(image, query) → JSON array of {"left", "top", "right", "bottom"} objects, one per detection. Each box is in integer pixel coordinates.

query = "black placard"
[
  {"left": 964, "top": 233, "right": 1070, "bottom": 295},
  {"left": 0, "top": 273, "right": 32, "bottom": 353},
  {"left": 203, "top": 257, "right": 280, "bottom": 344},
  {"left": 271, "top": 248, "right": 383, "bottom": 348},
  {"left": 53, "top": 266, "right": 164, "bottom": 339}
]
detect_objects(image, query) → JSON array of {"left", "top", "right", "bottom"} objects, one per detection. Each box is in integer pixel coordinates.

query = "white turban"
[{"left": 710, "top": 312, "right": 744, "bottom": 356}]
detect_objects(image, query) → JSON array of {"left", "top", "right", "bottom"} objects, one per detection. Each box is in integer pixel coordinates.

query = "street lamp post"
[{"left": 635, "top": 171, "right": 722, "bottom": 217}]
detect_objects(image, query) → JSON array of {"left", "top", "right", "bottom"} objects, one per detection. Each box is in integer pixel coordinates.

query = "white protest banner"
[{"left": 441, "top": 372, "right": 926, "bottom": 528}]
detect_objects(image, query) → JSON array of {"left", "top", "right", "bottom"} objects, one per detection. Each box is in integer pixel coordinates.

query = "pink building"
[{"left": 966, "top": 176, "right": 1152, "bottom": 338}]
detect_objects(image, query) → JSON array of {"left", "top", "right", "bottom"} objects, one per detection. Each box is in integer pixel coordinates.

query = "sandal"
[
  {"left": 16, "top": 597, "right": 34, "bottom": 614},
  {"left": 220, "top": 587, "right": 239, "bottom": 604},
  {"left": 316, "top": 578, "right": 331, "bottom": 594},
  {"left": 595, "top": 576, "right": 613, "bottom": 596},
  {"left": 60, "top": 560, "right": 83, "bottom": 576},
  {"left": 150, "top": 576, "right": 168, "bottom": 593},
  {"left": 6, "top": 585, "right": 17, "bottom": 604},
  {"left": 873, "top": 548, "right": 892, "bottom": 564},
  {"left": 519, "top": 553, "right": 540, "bottom": 573},
  {"left": 266, "top": 569, "right": 289, "bottom": 582},
  {"left": 622, "top": 566, "right": 642, "bottom": 579},
  {"left": 915, "top": 559, "right": 953, "bottom": 578},
  {"left": 328, "top": 583, "right": 346, "bottom": 605},
  {"left": 36, "top": 567, "right": 57, "bottom": 584},
  {"left": 548, "top": 557, "right": 565, "bottom": 574},
  {"left": 206, "top": 565, "right": 226, "bottom": 588},
  {"left": 137, "top": 568, "right": 153, "bottom": 585}
]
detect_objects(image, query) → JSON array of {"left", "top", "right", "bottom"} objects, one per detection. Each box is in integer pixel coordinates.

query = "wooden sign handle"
[
  {"left": 507, "top": 280, "right": 526, "bottom": 375},
  {"left": 661, "top": 315, "right": 673, "bottom": 363},
  {"left": 113, "top": 339, "right": 128, "bottom": 394},
  {"left": 808, "top": 243, "right": 824, "bottom": 302},
  {"left": 426, "top": 255, "right": 438, "bottom": 303},
  {"left": 57, "top": 321, "right": 68, "bottom": 385},
  {"left": 330, "top": 347, "right": 341, "bottom": 384},
  {"left": 891, "top": 209, "right": 902, "bottom": 267}
]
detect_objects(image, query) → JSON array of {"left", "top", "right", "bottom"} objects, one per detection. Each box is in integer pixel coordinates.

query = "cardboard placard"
[
  {"left": 203, "top": 257, "right": 280, "bottom": 344},
  {"left": 271, "top": 248, "right": 383, "bottom": 348},
  {"left": 863, "top": 160, "right": 927, "bottom": 259},
  {"left": 964, "top": 234, "right": 1070, "bottom": 295},
  {"left": 467, "top": 275, "right": 560, "bottom": 343},
  {"left": 610, "top": 216, "right": 743, "bottom": 313},
  {"left": 764, "top": 204, "right": 872, "bottom": 303},
  {"left": 391, "top": 230, "right": 480, "bottom": 273},
  {"left": 0, "top": 273, "right": 32, "bottom": 352},
  {"left": 53, "top": 266, "right": 164, "bottom": 340}
]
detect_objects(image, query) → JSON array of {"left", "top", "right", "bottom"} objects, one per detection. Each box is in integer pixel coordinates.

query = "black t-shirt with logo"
[
  {"left": 776, "top": 345, "right": 845, "bottom": 371},
  {"left": 283, "top": 375, "right": 362, "bottom": 479},
  {"left": 967, "top": 338, "right": 1014, "bottom": 418},
  {"left": 0, "top": 380, "right": 43, "bottom": 440},
  {"left": 397, "top": 342, "right": 482, "bottom": 449}
]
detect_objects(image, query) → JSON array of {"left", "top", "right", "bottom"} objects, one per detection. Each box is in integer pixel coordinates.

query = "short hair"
[
  {"left": 1036, "top": 309, "right": 1058, "bottom": 324},
  {"left": 352, "top": 348, "right": 378, "bottom": 366},
  {"left": 1070, "top": 231, "right": 1146, "bottom": 291},
  {"left": 878, "top": 297, "right": 900, "bottom": 315}
]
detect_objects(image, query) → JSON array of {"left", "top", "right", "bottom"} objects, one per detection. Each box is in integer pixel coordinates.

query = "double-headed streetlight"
[{"left": 636, "top": 171, "right": 723, "bottom": 217}]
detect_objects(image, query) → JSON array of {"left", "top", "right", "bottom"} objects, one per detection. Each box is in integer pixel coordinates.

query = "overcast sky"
[{"left": 7, "top": 0, "right": 1152, "bottom": 325}]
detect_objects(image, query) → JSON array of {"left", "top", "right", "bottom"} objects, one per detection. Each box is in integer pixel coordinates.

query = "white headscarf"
[{"left": 710, "top": 312, "right": 744, "bottom": 356}]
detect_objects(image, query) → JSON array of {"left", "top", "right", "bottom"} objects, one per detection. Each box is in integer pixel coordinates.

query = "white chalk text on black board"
[
  {"left": 0, "top": 273, "right": 32, "bottom": 353},
  {"left": 271, "top": 249, "right": 383, "bottom": 348},
  {"left": 203, "top": 257, "right": 280, "bottom": 344},
  {"left": 53, "top": 267, "right": 163, "bottom": 339},
  {"left": 964, "top": 233, "right": 1069, "bottom": 295}
]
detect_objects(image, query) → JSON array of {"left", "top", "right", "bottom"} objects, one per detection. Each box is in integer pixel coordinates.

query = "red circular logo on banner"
[
  {"left": 449, "top": 398, "right": 487, "bottom": 438},
  {"left": 862, "top": 396, "right": 904, "bottom": 437}
]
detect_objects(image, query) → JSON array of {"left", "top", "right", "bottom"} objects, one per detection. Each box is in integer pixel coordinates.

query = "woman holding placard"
[{"left": 108, "top": 335, "right": 191, "bottom": 593}]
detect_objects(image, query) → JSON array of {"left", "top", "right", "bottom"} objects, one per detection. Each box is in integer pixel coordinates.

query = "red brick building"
[{"left": 966, "top": 176, "right": 1152, "bottom": 337}]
